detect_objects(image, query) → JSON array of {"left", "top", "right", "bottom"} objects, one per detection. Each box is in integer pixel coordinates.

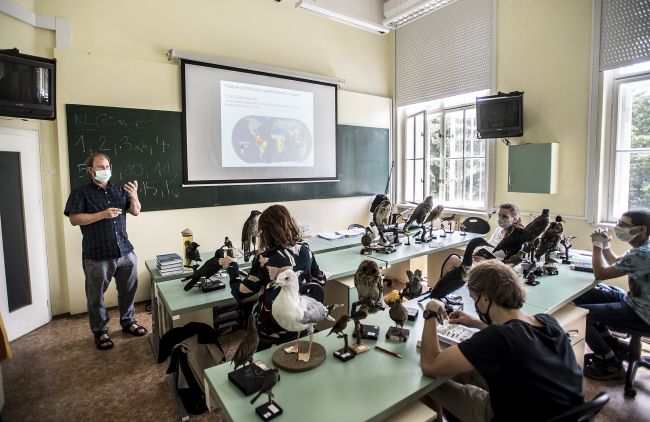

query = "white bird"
[{"left": 271, "top": 269, "right": 338, "bottom": 362}]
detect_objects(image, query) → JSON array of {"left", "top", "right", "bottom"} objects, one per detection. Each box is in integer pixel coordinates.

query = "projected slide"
[{"left": 221, "top": 81, "right": 314, "bottom": 167}]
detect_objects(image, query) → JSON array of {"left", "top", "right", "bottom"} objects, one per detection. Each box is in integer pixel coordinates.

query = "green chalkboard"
[{"left": 66, "top": 104, "right": 389, "bottom": 211}]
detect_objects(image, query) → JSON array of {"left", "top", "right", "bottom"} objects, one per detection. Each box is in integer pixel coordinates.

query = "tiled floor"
[{"left": 1, "top": 302, "right": 650, "bottom": 421}]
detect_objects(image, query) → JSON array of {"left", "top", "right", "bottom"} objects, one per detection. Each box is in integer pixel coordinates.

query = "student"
[
  {"left": 64, "top": 153, "right": 147, "bottom": 350},
  {"left": 219, "top": 204, "right": 326, "bottom": 348},
  {"left": 420, "top": 260, "right": 584, "bottom": 422},
  {"left": 440, "top": 203, "right": 523, "bottom": 275},
  {"left": 573, "top": 210, "right": 650, "bottom": 380}
]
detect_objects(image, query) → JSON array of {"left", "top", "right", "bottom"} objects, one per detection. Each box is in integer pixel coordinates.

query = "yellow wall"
[{"left": 2, "top": 0, "right": 392, "bottom": 315}]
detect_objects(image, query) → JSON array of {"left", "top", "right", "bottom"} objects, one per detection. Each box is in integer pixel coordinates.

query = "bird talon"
[
  {"left": 284, "top": 345, "right": 299, "bottom": 354},
  {"left": 298, "top": 352, "right": 311, "bottom": 362}
]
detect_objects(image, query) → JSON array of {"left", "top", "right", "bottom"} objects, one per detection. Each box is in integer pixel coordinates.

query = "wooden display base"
[
  {"left": 348, "top": 343, "right": 370, "bottom": 355},
  {"left": 386, "top": 326, "right": 410, "bottom": 342},
  {"left": 228, "top": 362, "right": 271, "bottom": 396},
  {"left": 333, "top": 347, "right": 356, "bottom": 362},
  {"left": 255, "top": 400, "right": 283, "bottom": 421},
  {"left": 352, "top": 324, "right": 379, "bottom": 340},
  {"left": 272, "top": 341, "right": 325, "bottom": 373}
]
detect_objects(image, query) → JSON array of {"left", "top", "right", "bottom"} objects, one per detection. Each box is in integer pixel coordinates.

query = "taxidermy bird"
[
  {"left": 403, "top": 269, "right": 424, "bottom": 299},
  {"left": 231, "top": 314, "right": 259, "bottom": 372},
  {"left": 389, "top": 293, "right": 408, "bottom": 329},
  {"left": 327, "top": 314, "right": 350, "bottom": 338},
  {"left": 185, "top": 241, "right": 202, "bottom": 266},
  {"left": 242, "top": 210, "right": 262, "bottom": 262},
  {"left": 373, "top": 199, "right": 392, "bottom": 230},
  {"left": 181, "top": 249, "right": 225, "bottom": 291},
  {"left": 403, "top": 196, "right": 434, "bottom": 232},
  {"left": 506, "top": 250, "right": 527, "bottom": 266},
  {"left": 440, "top": 213, "right": 457, "bottom": 223},
  {"left": 361, "top": 227, "right": 373, "bottom": 248},
  {"left": 224, "top": 236, "right": 235, "bottom": 259},
  {"left": 492, "top": 227, "right": 526, "bottom": 260},
  {"left": 423, "top": 205, "right": 445, "bottom": 226},
  {"left": 250, "top": 368, "right": 280, "bottom": 405},
  {"left": 353, "top": 260, "right": 384, "bottom": 312},
  {"left": 428, "top": 237, "right": 493, "bottom": 299},
  {"left": 534, "top": 215, "right": 565, "bottom": 263},
  {"left": 271, "top": 269, "right": 338, "bottom": 362},
  {"left": 522, "top": 209, "right": 551, "bottom": 243}
]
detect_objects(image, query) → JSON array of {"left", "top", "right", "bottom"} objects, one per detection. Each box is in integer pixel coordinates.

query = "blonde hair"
[
  {"left": 467, "top": 260, "right": 526, "bottom": 309},
  {"left": 258, "top": 204, "right": 302, "bottom": 249},
  {"left": 498, "top": 203, "right": 523, "bottom": 235}
]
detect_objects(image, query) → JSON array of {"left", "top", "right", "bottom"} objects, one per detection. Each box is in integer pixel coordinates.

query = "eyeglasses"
[{"left": 616, "top": 221, "right": 635, "bottom": 228}]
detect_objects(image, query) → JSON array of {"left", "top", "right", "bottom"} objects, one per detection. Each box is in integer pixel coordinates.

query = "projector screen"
[{"left": 181, "top": 60, "right": 338, "bottom": 185}]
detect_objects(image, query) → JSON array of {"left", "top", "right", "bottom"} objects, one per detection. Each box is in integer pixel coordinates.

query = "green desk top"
[
  {"left": 369, "top": 232, "right": 482, "bottom": 266},
  {"left": 523, "top": 265, "right": 597, "bottom": 313},
  {"left": 316, "top": 246, "right": 387, "bottom": 279},
  {"left": 157, "top": 276, "right": 235, "bottom": 317},
  {"left": 204, "top": 299, "right": 447, "bottom": 422}
]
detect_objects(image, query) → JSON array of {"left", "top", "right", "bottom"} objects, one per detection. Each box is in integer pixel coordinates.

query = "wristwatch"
[{"left": 422, "top": 309, "right": 438, "bottom": 320}]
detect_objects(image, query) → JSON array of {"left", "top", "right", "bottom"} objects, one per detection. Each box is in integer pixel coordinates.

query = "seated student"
[
  {"left": 573, "top": 210, "right": 650, "bottom": 380},
  {"left": 219, "top": 204, "right": 326, "bottom": 348},
  {"left": 440, "top": 203, "right": 523, "bottom": 275},
  {"left": 420, "top": 260, "right": 584, "bottom": 422}
]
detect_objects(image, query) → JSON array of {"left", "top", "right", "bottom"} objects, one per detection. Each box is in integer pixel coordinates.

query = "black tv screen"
[
  {"left": 0, "top": 49, "right": 56, "bottom": 120},
  {"left": 476, "top": 92, "right": 523, "bottom": 139}
]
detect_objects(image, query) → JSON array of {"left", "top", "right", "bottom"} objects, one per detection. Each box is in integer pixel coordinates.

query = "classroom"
[{"left": 0, "top": 0, "right": 649, "bottom": 420}]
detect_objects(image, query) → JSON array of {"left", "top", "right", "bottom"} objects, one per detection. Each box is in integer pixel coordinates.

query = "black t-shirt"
[{"left": 457, "top": 314, "right": 584, "bottom": 421}]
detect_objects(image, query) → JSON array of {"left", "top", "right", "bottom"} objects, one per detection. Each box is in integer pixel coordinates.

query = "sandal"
[
  {"left": 122, "top": 322, "right": 148, "bottom": 337},
  {"left": 94, "top": 332, "right": 114, "bottom": 350}
]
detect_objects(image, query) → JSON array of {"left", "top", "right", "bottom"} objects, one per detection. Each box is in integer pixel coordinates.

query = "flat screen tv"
[
  {"left": 476, "top": 92, "right": 522, "bottom": 139},
  {"left": 0, "top": 48, "right": 56, "bottom": 120}
]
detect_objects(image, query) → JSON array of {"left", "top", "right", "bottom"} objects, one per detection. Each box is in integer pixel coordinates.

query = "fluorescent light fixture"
[
  {"left": 296, "top": 0, "right": 390, "bottom": 35},
  {"left": 383, "top": 0, "right": 457, "bottom": 29}
]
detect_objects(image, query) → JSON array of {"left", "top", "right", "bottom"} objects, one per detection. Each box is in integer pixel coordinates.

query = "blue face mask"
[{"left": 474, "top": 294, "right": 492, "bottom": 325}]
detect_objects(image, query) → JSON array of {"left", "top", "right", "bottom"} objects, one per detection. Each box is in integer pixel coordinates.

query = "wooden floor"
[{"left": 1, "top": 303, "right": 650, "bottom": 421}]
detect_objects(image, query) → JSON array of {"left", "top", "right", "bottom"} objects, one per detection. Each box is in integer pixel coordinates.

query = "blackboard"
[{"left": 66, "top": 104, "right": 389, "bottom": 211}]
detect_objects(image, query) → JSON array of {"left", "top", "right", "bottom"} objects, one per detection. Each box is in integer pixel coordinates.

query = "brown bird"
[
  {"left": 522, "top": 209, "right": 550, "bottom": 243},
  {"left": 373, "top": 199, "right": 392, "bottom": 230},
  {"left": 241, "top": 210, "right": 262, "bottom": 262},
  {"left": 250, "top": 368, "right": 280, "bottom": 405},
  {"left": 423, "top": 205, "right": 445, "bottom": 225},
  {"left": 361, "top": 227, "right": 373, "bottom": 248},
  {"left": 353, "top": 260, "right": 384, "bottom": 313},
  {"left": 231, "top": 314, "right": 259, "bottom": 372},
  {"left": 389, "top": 293, "right": 408, "bottom": 330},
  {"left": 506, "top": 250, "right": 527, "bottom": 266},
  {"left": 327, "top": 314, "right": 350, "bottom": 337},
  {"left": 440, "top": 213, "right": 457, "bottom": 223},
  {"left": 403, "top": 269, "right": 424, "bottom": 299},
  {"left": 534, "top": 215, "right": 565, "bottom": 263},
  {"left": 403, "top": 196, "right": 434, "bottom": 232}
]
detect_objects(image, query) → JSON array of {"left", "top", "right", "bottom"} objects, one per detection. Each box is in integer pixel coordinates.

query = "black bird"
[
  {"left": 428, "top": 237, "right": 492, "bottom": 299},
  {"left": 181, "top": 249, "right": 225, "bottom": 291},
  {"left": 327, "top": 314, "right": 350, "bottom": 337},
  {"left": 403, "top": 269, "right": 424, "bottom": 299},
  {"left": 232, "top": 314, "right": 259, "bottom": 372},
  {"left": 242, "top": 210, "right": 262, "bottom": 262},
  {"left": 250, "top": 368, "right": 280, "bottom": 405},
  {"left": 506, "top": 250, "right": 527, "bottom": 266},
  {"left": 224, "top": 237, "right": 235, "bottom": 259},
  {"left": 185, "top": 241, "right": 202, "bottom": 266},
  {"left": 353, "top": 260, "right": 384, "bottom": 313},
  {"left": 492, "top": 226, "right": 526, "bottom": 260},
  {"left": 534, "top": 215, "right": 565, "bottom": 263},
  {"left": 522, "top": 209, "right": 550, "bottom": 243},
  {"left": 389, "top": 293, "right": 408, "bottom": 330},
  {"left": 403, "top": 196, "right": 434, "bottom": 232},
  {"left": 373, "top": 199, "right": 392, "bottom": 230}
]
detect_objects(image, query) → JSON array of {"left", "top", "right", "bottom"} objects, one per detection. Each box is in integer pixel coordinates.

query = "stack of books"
[{"left": 156, "top": 253, "right": 184, "bottom": 276}]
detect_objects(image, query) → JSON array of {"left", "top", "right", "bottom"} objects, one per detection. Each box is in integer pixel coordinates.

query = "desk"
[{"left": 204, "top": 298, "right": 446, "bottom": 422}]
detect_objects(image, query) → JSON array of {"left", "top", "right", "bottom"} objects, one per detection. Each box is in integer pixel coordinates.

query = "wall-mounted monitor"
[
  {"left": 0, "top": 48, "right": 56, "bottom": 120},
  {"left": 476, "top": 92, "right": 523, "bottom": 139}
]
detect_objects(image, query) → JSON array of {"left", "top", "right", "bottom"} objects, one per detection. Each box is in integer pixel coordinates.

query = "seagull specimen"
[
  {"left": 185, "top": 241, "right": 202, "bottom": 266},
  {"left": 534, "top": 215, "right": 565, "bottom": 263},
  {"left": 373, "top": 199, "right": 392, "bottom": 230},
  {"left": 250, "top": 368, "right": 280, "bottom": 405},
  {"left": 231, "top": 314, "right": 259, "bottom": 372},
  {"left": 271, "top": 269, "right": 338, "bottom": 362},
  {"left": 241, "top": 210, "right": 262, "bottom": 262},
  {"left": 403, "top": 196, "right": 434, "bottom": 232},
  {"left": 428, "top": 237, "right": 493, "bottom": 299}
]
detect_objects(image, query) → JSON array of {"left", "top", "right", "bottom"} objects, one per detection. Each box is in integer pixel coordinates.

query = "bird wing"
[{"left": 299, "top": 296, "right": 329, "bottom": 324}]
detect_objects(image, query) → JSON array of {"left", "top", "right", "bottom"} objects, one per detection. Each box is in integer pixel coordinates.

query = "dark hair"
[
  {"left": 84, "top": 153, "right": 111, "bottom": 168},
  {"left": 622, "top": 210, "right": 650, "bottom": 234},
  {"left": 258, "top": 205, "right": 302, "bottom": 249},
  {"left": 467, "top": 260, "right": 526, "bottom": 309}
]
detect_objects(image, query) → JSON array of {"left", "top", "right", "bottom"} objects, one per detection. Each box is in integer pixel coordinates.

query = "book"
[
  {"left": 156, "top": 253, "right": 182, "bottom": 265},
  {"left": 318, "top": 232, "right": 344, "bottom": 240},
  {"left": 158, "top": 267, "right": 184, "bottom": 276},
  {"left": 336, "top": 227, "right": 365, "bottom": 237}
]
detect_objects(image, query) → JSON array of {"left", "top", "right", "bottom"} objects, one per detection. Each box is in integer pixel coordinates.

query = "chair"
[
  {"left": 621, "top": 329, "right": 650, "bottom": 397},
  {"left": 460, "top": 216, "right": 491, "bottom": 234},
  {"left": 545, "top": 392, "right": 609, "bottom": 422}
]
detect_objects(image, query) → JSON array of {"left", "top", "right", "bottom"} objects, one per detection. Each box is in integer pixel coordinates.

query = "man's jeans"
[
  {"left": 573, "top": 284, "right": 650, "bottom": 355},
  {"left": 82, "top": 252, "right": 138, "bottom": 335}
]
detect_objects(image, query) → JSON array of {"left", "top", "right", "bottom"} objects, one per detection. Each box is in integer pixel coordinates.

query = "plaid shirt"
[{"left": 64, "top": 182, "right": 133, "bottom": 260}]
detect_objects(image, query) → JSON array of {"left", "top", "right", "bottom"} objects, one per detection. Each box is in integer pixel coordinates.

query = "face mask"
[
  {"left": 614, "top": 225, "right": 639, "bottom": 243},
  {"left": 474, "top": 294, "right": 492, "bottom": 325},
  {"left": 93, "top": 169, "right": 111, "bottom": 184},
  {"left": 498, "top": 218, "right": 512, "bottom": 229}
]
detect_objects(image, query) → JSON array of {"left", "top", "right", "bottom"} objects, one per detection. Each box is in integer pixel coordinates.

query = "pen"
[{"left": 374, "top": 345, "right": 403, "bottom": 358}]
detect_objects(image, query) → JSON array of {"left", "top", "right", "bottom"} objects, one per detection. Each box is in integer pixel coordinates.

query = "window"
[
  {"left": 403, "top": 90, "right": 490, "bottom": 210},
  {"left": 603, "top": 61, "right": 650, "bottom": 221}
]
